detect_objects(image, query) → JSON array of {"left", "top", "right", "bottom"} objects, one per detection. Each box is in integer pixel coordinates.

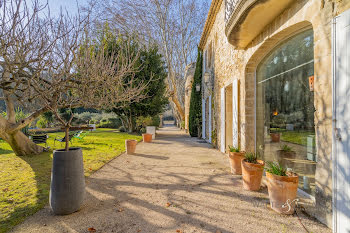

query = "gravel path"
[{"left": 12, "top": 125, "right": 330, "bottom": 233}]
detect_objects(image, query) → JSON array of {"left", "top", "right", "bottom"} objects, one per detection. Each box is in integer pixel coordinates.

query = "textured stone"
[{"left": 199, "top": 0, "right": 349, "bottom": 228}]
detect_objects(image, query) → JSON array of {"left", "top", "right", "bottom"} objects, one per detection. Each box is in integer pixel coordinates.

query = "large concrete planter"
[
  {"left": 241, "top": 159, "right": 265, "bottom": 191},
  {"left": 125, "top": 139, "right": 137, "bottom": 154},
  {"left": 266, "top": 172, "right": 299, "bottom": 214},
  {"left": 228, "top": 152, "right": 245, "bottom": 175},
  {"left": 146, "top": 126, "right": 156, "bottom": 139},
  {"left": 50, "top": 147, "right": 85, "bottom": 215}
]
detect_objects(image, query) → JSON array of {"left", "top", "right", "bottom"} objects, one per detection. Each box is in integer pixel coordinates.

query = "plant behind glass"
[{"left": 280, "top": 144, "right": 292, "bottom": 152}]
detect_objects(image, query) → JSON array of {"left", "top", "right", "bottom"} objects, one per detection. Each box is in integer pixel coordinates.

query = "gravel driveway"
[{"left": 12, "top": 126, "right": 330, "bottom": 233}]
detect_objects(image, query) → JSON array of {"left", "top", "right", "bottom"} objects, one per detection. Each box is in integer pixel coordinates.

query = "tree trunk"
[
  {"left": 2, "top": 130, "right": 44, "bottom": 156},
  {"left": 127, "top": 115, "right": 133, "bottom": 133},
  {"left": 65, "top": 127, "right": 70, "bottom": 151},
  {"left": 171, "top": 95, "right": 185, "bottom": 121}
]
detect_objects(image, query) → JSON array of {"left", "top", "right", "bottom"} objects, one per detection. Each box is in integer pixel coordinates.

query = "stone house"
[{"left": 199, "top": 0, "right": 350, "bottom": 231}]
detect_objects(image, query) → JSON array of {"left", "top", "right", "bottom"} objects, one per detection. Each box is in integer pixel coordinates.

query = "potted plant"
[
  {"left": 270, "top": 131, "right": 280, "bottom": 142},
  {"left": 46, "top": 25, "right": 147, "bottom": 215},
  {"left": 142, "top": 133, "right": 152, "bottom": 143},
  {"left": 125, "top": 139, "right": 138, "bottom": 154},
  {"left": 277, "top": 144, "right": 296, "bottom": 167},
  {"left": 228, "top": 145, "right": 245, "bottom": 175},
  {"left": 241, "top": 152, "right": 265, "bottom": 191},
  {"left": 265, "top": 162, "right": 299, "bottom": 214}
]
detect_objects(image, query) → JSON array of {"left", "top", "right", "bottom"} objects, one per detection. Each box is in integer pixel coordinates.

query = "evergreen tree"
[{"left": 189, "top": 49, "right": 202, "bottom": 137}]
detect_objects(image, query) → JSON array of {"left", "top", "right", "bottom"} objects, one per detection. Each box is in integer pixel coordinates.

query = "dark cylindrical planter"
[{"left": 50, "top": 147, "right": 85, "bottom": 215}]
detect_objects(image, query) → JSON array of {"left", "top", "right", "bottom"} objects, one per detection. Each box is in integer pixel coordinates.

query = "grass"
[
  {"left": 270, "top": 128, "right": 315, "bottom": 146},
  {"left": 0, "top": 128, "right": 141, "bottom": 233}
]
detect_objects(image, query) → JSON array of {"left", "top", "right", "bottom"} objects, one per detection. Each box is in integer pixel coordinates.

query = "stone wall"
[{"left": 201, "top": 0, "right": 350, "bottom": 228}]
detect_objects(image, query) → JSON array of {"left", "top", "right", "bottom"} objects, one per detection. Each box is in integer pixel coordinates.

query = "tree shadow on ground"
[
  {"left": 0, "top": 148, "right": 14, "bottom": 154},
  {"left": 0, "top": 151, "right": 52, "bottom": 233},
  {"left": 132, "top": 153, "right": 169, "bottom": 160}
]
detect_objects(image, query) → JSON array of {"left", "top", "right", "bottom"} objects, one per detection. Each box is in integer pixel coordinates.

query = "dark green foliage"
[
  {"left": 265, "top": 161, "right": 287, "bottom": 176},
  {"left": 189, "top": 49, "right": 202, "bottom": 137},
  {"left": 99, "top": 25, "right": 168, "bottom": 131},
  {"left": 97, "top": 118, "right": 122, "bottom": 128}
]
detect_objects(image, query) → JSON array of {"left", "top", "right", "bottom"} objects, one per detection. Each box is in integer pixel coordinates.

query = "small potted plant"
[
  {"left": 228, "top": 145, "right": 245, "bottom": 175},
  {"left": 265, "top": 162, "right": 299, "bottom": 214},
  {"left": 270, "top": 131, "right": 280, "bottom": 142},
  {"left": 125, "top": 139, "right": 138, "bottom": 154},
  {"left": 277, "top": 144, "right": 296, "bottom": 166},
  {"left": 142, "top": 133, "right": 152, "bottom": 143},
  {"left": 241, "top": 152, "right": 265, "bottom": 191}
]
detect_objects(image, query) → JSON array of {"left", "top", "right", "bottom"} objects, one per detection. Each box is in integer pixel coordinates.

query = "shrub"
[
  {"left": 271, "top": 114, "right": 286, "bottom": 128},
  {"left": 189, "top": 49, "right": 202, "bottom": 137},
  {"left": 75, "top": 112, "right": 94, "bottom": 124},
  {"left": 36, "top": 116, "right": 48, "bottom": 128},
  {"left": 136, "top": 116, "right": 153, "bottom": 128},
  {"left": 151, "top": 115, "right": 160, "bottom": 127},
  {"left": 140, "top": 127, "right": 146, "bottom": 134},
  {"left": 118, "top": 126, "right": 126, "bottom": 132}
]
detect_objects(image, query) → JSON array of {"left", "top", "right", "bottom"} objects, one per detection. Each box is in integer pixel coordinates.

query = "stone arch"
[{"left": 241, "top": 21, "right": 313, "bottom": 152}]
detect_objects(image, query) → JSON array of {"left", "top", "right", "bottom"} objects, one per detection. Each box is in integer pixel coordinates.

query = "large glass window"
[{"left": 256, "top": 29, "right": 316, "bottom": 195}]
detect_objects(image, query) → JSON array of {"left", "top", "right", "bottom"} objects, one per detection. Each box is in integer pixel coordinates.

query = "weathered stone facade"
[{"left": 199, "top": 0, "right": 350, "bottom": 228}]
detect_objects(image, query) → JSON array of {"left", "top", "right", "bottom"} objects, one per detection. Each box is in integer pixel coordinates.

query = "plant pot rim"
[
  {"left": 142, "top": 133, "right": 152, "bottom": 136},
  {"left": 270, "top": 132, "right": 281, "bottom": 135},
  {"left": 242, "top": 159, "right": 265, "bottom": 167},
  {"left": 228, "top": 151, "right": 245, "bottom": 157},
  {"left": 126, "top": 139, "right": 137, "bottom": 142},
  {"left": 266, "top": 171, "right": 299, "bottom": 180},
  {"left": 54, "top": 147, "right": 82, "bottom": 153}
]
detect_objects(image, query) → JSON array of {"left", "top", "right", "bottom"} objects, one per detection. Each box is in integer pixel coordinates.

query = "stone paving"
[{"left": 12, "top": 125, "right": 330, "bottom": 233}]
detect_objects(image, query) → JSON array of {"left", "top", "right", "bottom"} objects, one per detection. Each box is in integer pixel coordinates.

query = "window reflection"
[{"left": 256, "top": 29, "right": 316, "bottom": 195}]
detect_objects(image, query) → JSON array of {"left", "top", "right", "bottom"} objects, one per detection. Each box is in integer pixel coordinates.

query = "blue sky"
[{"left": 44, "top": 0, "right": 89, "bottom": 16}]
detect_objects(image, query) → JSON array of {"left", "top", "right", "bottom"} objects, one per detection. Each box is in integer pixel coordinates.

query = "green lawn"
[
  {"left": 270, "top": 128, "right": 315, "bottom": 146},
  {"left": 0, "top": 128, "right": 141, "bottom": 233},
  {"left": 281, "top": 131, "right": 315, "bottom": 146}
]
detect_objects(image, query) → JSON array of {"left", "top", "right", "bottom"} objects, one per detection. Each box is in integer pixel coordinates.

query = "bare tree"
[
  {"left": 0, "top": 0, "right": 147, "bottom": 155},
  {"left": 88, "top": 0, "right": 209, "bottom": 122}
]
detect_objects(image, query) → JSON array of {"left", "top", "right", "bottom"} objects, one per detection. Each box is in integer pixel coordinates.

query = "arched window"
[{"left": 256, "top": 29, "right": 316, "bottom": 195}]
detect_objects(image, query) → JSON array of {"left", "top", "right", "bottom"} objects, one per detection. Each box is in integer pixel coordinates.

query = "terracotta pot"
[
  {"left": 142, "top": 133, "right": 152, "bottom": 143},
  {"left": 266, "top": 172, "right": 299, "bottom": 214},
  {"left": 228, "top": 152, "right": 245, "bottom": 175},
  {"left": 276, "top": 150, "right": 296, "bottom": 167},
  {"left": 241, "top": 159, "right": 265, "bottom": 191},
  {"left": 125, "top": 139, "right": 137, "bottom": 154},
  {"left": 270, "top": 133, "right": 280, "bottom": 142}
]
